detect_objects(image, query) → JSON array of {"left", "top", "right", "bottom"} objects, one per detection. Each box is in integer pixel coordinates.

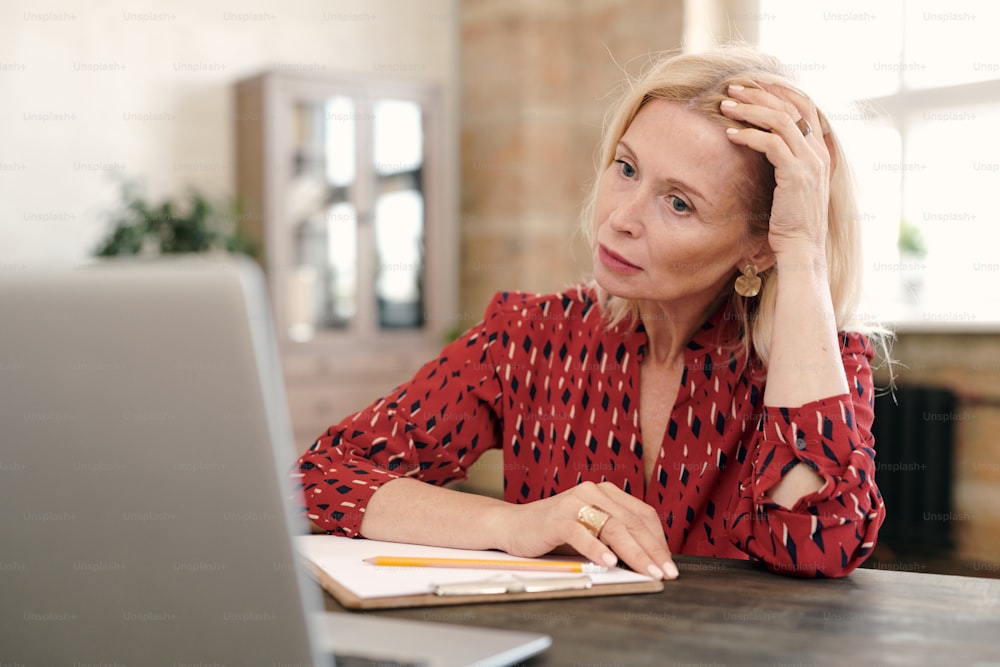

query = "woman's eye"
[
  {"left": 614, "top": 159, "right": 636, "bottom": 178},
  {"left": 668, "top": 195, "right": 690, "bottom": 213}
]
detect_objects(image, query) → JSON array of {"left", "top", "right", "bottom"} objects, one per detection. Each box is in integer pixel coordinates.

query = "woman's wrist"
[
  {"left": 772, "top": 243, "right": 828, "bottom": 279},
  {"left": 361, "top": 477, "right": 513, "bottom": 551},
  {"left": 771, "top": 239, "right": 827, "bottom": 271},
  {"left": 483, "top": 500, "right": 521, "bottom": 554}
]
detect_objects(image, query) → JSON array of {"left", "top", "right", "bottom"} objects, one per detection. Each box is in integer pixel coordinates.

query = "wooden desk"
[{"left": 322, "top": 554, "right": 1000, "bottom": 666}]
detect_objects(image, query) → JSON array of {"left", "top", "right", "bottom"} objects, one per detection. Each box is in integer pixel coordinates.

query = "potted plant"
[{"left": 94, "top": 181, "right": 257, "bottom": 258}]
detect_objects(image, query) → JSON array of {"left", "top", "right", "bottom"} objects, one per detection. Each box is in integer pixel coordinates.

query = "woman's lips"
[{"left": 598, "top": 244, "right": 642, "bottom": 274}]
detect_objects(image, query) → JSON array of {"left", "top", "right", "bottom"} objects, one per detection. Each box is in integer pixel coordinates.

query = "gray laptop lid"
[
  {"left": 0, "top": 257, "right": 551, "bottom": 667},
  {"left": 0, "top": 257, "right": 326, "bottom": 666}
]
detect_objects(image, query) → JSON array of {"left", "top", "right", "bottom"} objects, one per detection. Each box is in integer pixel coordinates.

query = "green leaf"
[{"left": 93, "top": 179, "right": 256, "bottom": 259}]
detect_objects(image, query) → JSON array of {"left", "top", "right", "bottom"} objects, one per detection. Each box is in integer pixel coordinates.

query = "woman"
[{"left": 292, "top": 46, "right": 888, "bottom": 580}]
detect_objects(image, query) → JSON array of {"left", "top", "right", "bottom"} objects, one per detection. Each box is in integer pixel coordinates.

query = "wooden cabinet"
[{"left": 235, "top": 72, "right": 457, "bottom": 446}]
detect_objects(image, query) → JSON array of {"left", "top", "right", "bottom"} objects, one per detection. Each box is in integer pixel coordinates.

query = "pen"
[{"left": 363, "top": 555, "right": 609, "bottom": 574}]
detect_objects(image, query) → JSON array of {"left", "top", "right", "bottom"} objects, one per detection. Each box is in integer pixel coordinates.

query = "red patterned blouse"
[{"left": 293, "top": 286, "right": 885, "bottom": 577}]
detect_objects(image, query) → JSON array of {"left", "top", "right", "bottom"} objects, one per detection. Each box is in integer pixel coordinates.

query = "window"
[{"left": 757, "top": 0, "right": 1000, "bottom": 325}]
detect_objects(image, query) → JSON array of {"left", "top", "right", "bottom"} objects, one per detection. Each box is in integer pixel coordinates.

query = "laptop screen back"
[{"left": 0, "top": 258, "right": 327, "bottom": 666}]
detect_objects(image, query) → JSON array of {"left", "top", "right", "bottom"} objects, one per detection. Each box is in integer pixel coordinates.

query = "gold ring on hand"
[{"left": 577, "top": 504, "right": 611, "bottom": 539}]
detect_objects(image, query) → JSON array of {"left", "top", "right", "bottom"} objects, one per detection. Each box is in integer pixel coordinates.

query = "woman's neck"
[{"left": 637, "top": 293, "right": 726, "bottom": 366}]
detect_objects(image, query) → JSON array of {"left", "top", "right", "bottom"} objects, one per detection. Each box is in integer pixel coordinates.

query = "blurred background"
[{"left": 2, "top": 0, "right": 998, "bottom": 576}]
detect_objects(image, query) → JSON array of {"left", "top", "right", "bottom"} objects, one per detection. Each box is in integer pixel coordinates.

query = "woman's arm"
[
  {"left": 359, "top": 477, "right": 509, "bottom": 548},
  {"left": 722, "top": 84, "right": 884, "bottom": 576},
  {"left": 293, "top": 314, "right": 504, "bottom": 537},
  {"left": 727, "top": 333, "right": 884, "bottom": 576},
  {"left": 764, "top": 250, "right": 847, "bottom": 507},
  {"left": 723, "top": 82, "right": 851, "bottom": 508},
  {"left": 360, "top": 476, "right": 677, "bottom": 580}
]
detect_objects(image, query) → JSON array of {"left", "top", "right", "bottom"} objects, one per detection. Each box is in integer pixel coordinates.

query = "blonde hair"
[{"left": 581, "top": 46, "right": 890, "bottom": 367}]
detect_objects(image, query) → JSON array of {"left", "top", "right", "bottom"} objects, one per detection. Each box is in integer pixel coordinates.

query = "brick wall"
[
  {"left": 458, "top": 0, "right": 685, "bottom": 323},
  {"left": 874, "top": 331, "right": 1000, "bottom": 566}
]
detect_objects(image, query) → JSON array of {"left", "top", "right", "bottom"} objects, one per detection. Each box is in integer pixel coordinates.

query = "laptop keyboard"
[{"left": 333, "top": 653, "right": 428, "bottom": 667}]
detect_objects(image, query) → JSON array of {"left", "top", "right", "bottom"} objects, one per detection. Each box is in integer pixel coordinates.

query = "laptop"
[{"left": 0, "top": 256, "right": 550, "bottom": 667}]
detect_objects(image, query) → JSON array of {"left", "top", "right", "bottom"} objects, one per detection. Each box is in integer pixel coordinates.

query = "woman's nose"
[{"left": 607, "top": 189, "right": 646, "bottom": 236}]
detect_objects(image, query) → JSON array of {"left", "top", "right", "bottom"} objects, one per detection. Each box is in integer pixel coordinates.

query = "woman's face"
[{"left": 593, "top": 98, "right": 758, "bottom": 312}]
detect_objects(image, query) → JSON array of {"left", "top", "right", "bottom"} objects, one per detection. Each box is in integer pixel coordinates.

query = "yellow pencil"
[{"left": 363, "top": 555, "right": 608, "bottom": 574}]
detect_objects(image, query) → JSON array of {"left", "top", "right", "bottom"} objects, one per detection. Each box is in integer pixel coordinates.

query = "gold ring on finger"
[{"left": 577, "top": 504, "right": 611, "bottom": 539}]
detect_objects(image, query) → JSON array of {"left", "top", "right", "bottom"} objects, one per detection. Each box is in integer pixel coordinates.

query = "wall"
[
  {"left": 0, "top": 0, "right": 457, "bottom": 263},
  {"left": 457, "top": 0, "right": 686, "bottom": 325},
  {"left": 875, "top": 331, "right": 1000, "bottom": 567}
]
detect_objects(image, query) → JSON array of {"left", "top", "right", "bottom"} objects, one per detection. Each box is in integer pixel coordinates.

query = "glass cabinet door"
[
  {"left": 236, "top": 72, "right": 453, "bottom": 449},
  {"left": 283, "top": 91, "right": 428, "bottom": 341},
  {"left": 373, "top": 99, "right": 425, "bottom": 329}
]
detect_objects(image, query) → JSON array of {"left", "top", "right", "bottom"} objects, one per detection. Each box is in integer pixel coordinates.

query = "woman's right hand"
[{"left": 494, "top": 481, "right": 678, "bottom": 580}]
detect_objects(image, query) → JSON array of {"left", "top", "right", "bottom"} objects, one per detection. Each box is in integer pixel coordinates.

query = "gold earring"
[{"left": 734, "top": 265, "right": 762, "bottom": 298}]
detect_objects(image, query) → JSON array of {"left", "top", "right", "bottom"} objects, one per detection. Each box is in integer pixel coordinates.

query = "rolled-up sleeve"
[
  {"left": 728, "top": 333, "right": 885, "bottom": 577},
  {"left": 290, "top": 301, "right": 508, "bottom": 537}
]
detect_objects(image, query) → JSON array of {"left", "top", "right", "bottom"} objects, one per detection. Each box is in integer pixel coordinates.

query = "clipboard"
[{"left": 296, "top": 535, "right": 665, "bottom": 609}]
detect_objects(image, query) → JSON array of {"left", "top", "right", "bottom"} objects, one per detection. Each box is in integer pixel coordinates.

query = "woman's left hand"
[{"left": 720, "top": 82, "right": 832, "bottom": 258}]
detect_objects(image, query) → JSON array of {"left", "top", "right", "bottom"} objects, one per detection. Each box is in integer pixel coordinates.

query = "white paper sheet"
[{"left": 295, "top": 535, "right": 655, "bottom": 600}]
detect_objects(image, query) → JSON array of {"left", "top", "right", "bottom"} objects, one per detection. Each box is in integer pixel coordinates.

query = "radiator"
[{"left": 871, "top": 385, "right": 957, "bottom": 550}]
